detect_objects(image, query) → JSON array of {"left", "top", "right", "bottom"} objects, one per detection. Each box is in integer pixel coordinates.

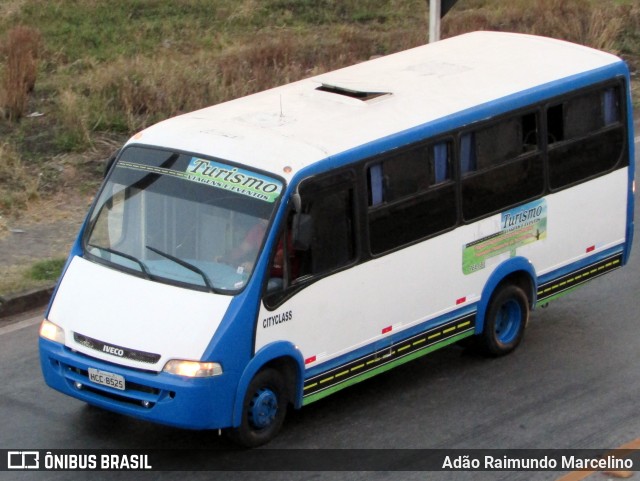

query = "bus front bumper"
[{"left": 39, "top": 337, "right": 237, "bottom": 430}]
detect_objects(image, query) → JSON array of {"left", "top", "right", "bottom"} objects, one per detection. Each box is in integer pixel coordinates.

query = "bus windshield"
[{"left": 84, "top": 146, "right": 284, "bottom": 294}]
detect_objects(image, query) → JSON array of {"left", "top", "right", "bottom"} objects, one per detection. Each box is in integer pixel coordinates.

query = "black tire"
[
  {"left": 480, "top": 284, "right": 529, "bottom": 356},
  {"left": 227, "top": 368, "right": 289, "bottom": 448}
]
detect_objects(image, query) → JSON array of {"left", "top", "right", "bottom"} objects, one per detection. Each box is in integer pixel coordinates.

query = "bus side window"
[
  {"left": 373, "top": 146, "right": 430, "bottom": 204},
  {"left": 461, "top": 112, "right": 543, "bottom": 220},
  {"left": 367, "top": 142, "right": 450, "bottom": 205},
  {"left": 548, "top": 85, "right": 626, "bottom": 190},
  {"left": 294, "top": 186, "right": 355, "bottom": 280},
  {"left": 267, "top": 174, "right": 356, "bottom": 295},
  {"left": 564, "top": 90, "right": 603, "bottom": 139},
  {"left": 367, "top": 140, "right": 456, "bottom": 254}
]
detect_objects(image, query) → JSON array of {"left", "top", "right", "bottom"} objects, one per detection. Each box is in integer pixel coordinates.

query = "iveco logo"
[{"left": 103, "top": 345, "right": 124, "bottom": 357}]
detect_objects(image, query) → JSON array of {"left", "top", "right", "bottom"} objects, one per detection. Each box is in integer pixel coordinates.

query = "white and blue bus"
[{"left": 39, "top": 31, "right": 635, "bottom": 447}]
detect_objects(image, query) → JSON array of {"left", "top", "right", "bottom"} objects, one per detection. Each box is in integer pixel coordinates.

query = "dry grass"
[
  {"left": 443, "top": 0, "right": 629, "bottom": 52},
  {"left": 0, "top": 25, "right": 41, "bottom": 120},
  {"left": 62, "top": 1, "right": 639, "bottom": 135},
  {"left": 82, "top": 26, "right": 427, "bottom": 133},
  {"left": 0, "top": 0, "right": 27, "bottom": 22},
  {"left": 0, "top": 142, "right": 39, "bottom": 217},
  {"left": 56, "top": 89, "right": 92, "bottom": 150}
]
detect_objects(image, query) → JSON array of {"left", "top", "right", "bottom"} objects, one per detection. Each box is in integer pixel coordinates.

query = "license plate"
[{"left": 88, "top": 368, "right": 125, "bottom": 391}]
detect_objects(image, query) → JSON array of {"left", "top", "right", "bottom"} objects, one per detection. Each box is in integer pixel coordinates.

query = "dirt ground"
[{"left": 0, "top": 191, "right": 92, "bottom": 269}]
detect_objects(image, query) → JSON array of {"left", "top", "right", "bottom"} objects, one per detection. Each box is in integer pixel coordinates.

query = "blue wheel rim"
[
  {"left": 494, "top": 299, "right": 522, "bottom": 344},
  {"left": 249, "top": 388, "right": 278, "bottom": 429}
]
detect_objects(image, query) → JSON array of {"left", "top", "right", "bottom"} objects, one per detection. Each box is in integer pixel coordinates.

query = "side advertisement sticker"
[{"left": 462, "top": 199, "right": 547, "bottom": 275}]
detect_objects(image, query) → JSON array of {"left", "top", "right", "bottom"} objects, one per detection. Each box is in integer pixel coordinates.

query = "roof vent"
[{"left": 316, "top": 84, "right": 390, "bottom": 101}]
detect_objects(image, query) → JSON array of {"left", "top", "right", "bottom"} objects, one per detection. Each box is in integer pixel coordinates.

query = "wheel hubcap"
[
  {"left": 249, "top": 388, "right": 278, "bottom": 429},
  {"left": 495, "top": 299, "right": 521, "bottom": 344}
]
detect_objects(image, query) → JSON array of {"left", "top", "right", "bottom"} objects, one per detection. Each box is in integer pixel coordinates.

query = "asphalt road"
[{"left": 1, "top": 137, "right": 639, "bottom": 481}]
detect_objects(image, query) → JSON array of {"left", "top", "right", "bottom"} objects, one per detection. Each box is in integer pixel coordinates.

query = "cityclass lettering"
[
  {"left": 263, "top": 310, "right": 293, "bottom": 329},
  {"left": 502, "top": 205, "right": 543, "bottom": 230},
  {"left": 103, "top": 345, "right": 124, "bottom": 357}
]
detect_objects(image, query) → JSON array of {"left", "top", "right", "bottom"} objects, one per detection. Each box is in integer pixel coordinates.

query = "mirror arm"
[{"left": 292, "top": 192, "right": 302, "bottom": 213}]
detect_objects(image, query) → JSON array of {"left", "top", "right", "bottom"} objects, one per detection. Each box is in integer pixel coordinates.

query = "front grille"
[
  {"left": 73, "top": 332, "right": 161, "bottom": 364},
  {"left": 61, "top": 363, "right": 171, "bottom": 409}
]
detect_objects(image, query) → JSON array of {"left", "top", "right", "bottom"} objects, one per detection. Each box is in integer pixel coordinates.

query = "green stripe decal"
[
  {"left": 536, "top": 253, "right": 623, "bottom": 305},
  {"left": 302, "top": 331, "right": 473, "bottom": 406},
  {"left": 302, "top": 313, "right": 475, "bottom": 405}
]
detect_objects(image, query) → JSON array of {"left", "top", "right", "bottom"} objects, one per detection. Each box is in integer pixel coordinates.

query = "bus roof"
[{"left": 129, "top": 31, "right": 625, "bottom": 181}]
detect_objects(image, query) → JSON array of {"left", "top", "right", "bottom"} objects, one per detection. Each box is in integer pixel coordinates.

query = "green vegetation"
[
  {"left": 0, "top": 0, "right": 638, "bottom": 297},
  {"left": 27, "top": 258, "right": 66, "bottom": 281},
  {"left": 0, "top": 260, "right": 65, "bottom": 296}
]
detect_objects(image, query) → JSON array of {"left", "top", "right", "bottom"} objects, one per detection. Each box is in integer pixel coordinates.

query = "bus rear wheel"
[
  {"left": 228, "top": 368, "right": 289, "bottom": 448},
  {"left": 481, "top": 284, "right": 529, "bottom": 356}
]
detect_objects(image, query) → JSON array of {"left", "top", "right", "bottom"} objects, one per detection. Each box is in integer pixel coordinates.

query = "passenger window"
[
  {"left": 367, "top": 141, "right": 456, "bottom": 254},
  {"left": 368, "top": 146, "right": 431, "bottom": 205},
  {"left": 367, "top": 141, "right": 451, "bottom": 206},
  {"left": 547, "top": 85, "right": 625, "bottom": 190},
  {"left": 462, "top": 113, "right": 538, "bottom": 176},
  {"left": 461, "top": 112, "right": 543, "bottom": 220},
  {"left": 548, "top": 86, "right": 622, "bottom": 145},
  {"left": 295, "top": 186, "right": 355, "bottom": 279},
  {"left": 564, "top": 90, "right": 603, "bottom": 139},
  {"left": 266, "top": 172, "right": 356, "bottom": 293}
]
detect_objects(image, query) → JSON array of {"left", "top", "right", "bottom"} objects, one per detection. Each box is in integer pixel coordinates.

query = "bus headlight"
[
  {"left": 163, "top": 360, "right": 223, "bottom": 377},
  {"left": 39, "top": 319, "right": 65, "bottom": 344}
]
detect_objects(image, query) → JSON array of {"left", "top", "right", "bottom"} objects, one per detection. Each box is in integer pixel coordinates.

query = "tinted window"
[
  {"left": 548, "top": 85, "right": 626, "bottom": 189},
  {"left": 461, "top": 112, "right": 543, "bottom": 220},
  {"left": 367, "top": 141, "right": 456, "bottom": 253},
  {"left": 267, "top": 172, "right": 356, "bottom": 292}
]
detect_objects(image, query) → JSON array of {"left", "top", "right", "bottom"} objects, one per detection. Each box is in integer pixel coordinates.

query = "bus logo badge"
[{"left": 103, "top": 345, "right": 125, "bottom": 357}]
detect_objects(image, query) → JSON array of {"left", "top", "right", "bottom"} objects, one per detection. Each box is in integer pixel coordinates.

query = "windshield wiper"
[
  {"left": 88, "top": 244, "right": 151, "bottom": 279},
  {"left": 145, "top": 245, "right": 219, "bottom": 293}
]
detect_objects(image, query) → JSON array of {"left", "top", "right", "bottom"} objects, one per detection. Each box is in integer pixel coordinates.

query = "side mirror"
[
  {"left": 292, "top": 213, "right": 312, "bottom": 251},
  {"left": 104, "top": 150, "right": 120, "bottom": 178}
]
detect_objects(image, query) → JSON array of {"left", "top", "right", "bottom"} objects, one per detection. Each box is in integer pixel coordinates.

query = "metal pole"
[{"left": 429, "top": 0, "right": 441, "bottom": 43}]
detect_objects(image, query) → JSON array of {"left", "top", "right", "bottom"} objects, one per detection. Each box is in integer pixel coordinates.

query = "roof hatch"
[{"left": 316, "top": 83, "right": 391, "bottom": 101}]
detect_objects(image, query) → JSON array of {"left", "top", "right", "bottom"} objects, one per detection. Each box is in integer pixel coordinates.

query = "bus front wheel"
[
  {"left": 228, "top": 368, "right": 289, "bottom": 448},
  {"left": 481, "top": 284, "right": 529, "bottom": 356}
]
